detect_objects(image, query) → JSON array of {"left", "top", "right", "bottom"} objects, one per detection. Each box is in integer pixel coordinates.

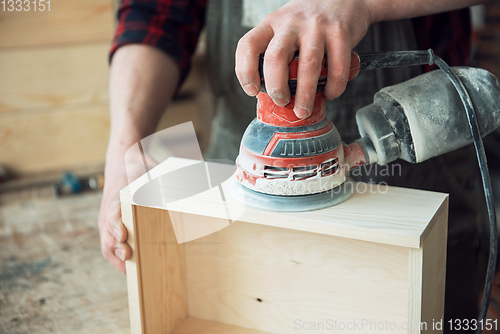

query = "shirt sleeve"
[{"left": 110, "top": 0, "right": 207, "bottom": 86}]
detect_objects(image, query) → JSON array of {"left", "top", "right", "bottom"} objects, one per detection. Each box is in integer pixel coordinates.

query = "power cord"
[
  {"left": 359, "top": 49, "right": 498, "bottom": 333},
  {"left": 434, "top": 54, "right": 498, "bottom": 334}
]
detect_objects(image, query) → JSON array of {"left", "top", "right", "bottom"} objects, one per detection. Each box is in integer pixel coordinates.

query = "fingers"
[
  {"left": 99, "top": 198, "right": 131, "bottom": 274},
  {"left": 237, "top": 6, "right": 363, "bottom": 112},
  {"left": 324, "top": 27, "right": 352, "bottom": 100},
  {"left": 101, "top": 230, "right": 132, "bottom": 274},
  {"left": 114, "top": 241, "right": 132, "bottom": 263},
  {"left": 236, "top": 23, "right": 274, "bottom": 97},
  {"left": 294, "top": 33, "right": 325, "bottom": 119},
  {"left": 105, "top": 199, "right": 127, "bottom": 243},
  {"left": 262, "top": 28, "right": 298, "bottom": 106}
]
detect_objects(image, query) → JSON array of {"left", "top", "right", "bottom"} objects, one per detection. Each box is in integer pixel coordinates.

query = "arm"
[
  {"left": 235, "top": 0, "right": 487, "bottom": 119},
  {"left": 100, "top": 0, "right": 206, "bottom": 273},
  {"left": 369, "top": 0, "right": 484, "bottom": 22},
  {"left": 99, "top": 44, "right": 179, "bottom": 274}
]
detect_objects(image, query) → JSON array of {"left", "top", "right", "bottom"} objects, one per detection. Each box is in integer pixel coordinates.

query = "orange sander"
[
  {"left": 230, "top": 50, "right": 500, "bottom": 212},
  {"left": 236, "top": 53, "right": 366, "bottom": 193}
]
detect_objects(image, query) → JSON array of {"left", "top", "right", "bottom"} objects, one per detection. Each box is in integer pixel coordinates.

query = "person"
[{"left": 99, "top": 0, "right": 489, "bottom": 331}]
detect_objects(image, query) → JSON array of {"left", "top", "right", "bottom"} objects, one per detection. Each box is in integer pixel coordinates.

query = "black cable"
[
  {"left": 358, "top": 49, "right": 498, "bottom": 333},
  {"left": 358, "top": 50, "right": 435, "bottom": 70},
  {"left": 433, "top": 55, "right": 498, "bottom": 334}
]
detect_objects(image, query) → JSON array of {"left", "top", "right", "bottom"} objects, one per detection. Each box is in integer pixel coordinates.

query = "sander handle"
[
  {"left": 358, "top": 50, "right": 435, "bottom": 70},
  {"left": 258, "top": 50, "right": 435, "bottom": 93}
]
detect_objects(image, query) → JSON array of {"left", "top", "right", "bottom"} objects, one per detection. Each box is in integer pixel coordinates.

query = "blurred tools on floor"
[
  {"left": 53, "top": 172, "right": 104, "bottom": 197},
  {"left": 0, "top": 168, "right": 104, "bottom": 196}
]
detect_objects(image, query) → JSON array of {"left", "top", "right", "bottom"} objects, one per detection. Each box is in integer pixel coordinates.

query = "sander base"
[{"left": 228, "top": 177, "right": 354, "bottom": 212}]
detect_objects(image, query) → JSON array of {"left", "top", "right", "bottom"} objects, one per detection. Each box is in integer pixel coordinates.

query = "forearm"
[
  {"left": 368, "top": 0, "right": 487, "bottom": 23},
  {"left": 106, "top": 44, "right": 180, "bottom": 174},
  {"left": 99, "top": 44, "right": 179, "bottom": 273},
  {"left": 101, "top": 0, "right": 206, "bottom": 272},
  {"left": 102, "top": 43, "right": 179, "bottom": 249}
]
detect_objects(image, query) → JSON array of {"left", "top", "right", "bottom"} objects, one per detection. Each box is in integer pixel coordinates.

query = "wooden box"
[{"left": 120, "top": 158, "right": 448, "bottom": 334}]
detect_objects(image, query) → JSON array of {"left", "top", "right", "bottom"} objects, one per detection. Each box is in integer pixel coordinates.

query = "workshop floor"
[
  {"left": 1, "top": 184, "right": 500, "bottom": 334},
  {"left": 0, "top": 187, "right": 130, "bottom": 334}
]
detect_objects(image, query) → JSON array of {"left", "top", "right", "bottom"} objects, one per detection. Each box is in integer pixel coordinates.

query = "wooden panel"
[
  {"left": 122, "top": 158, "right": 449, "bottom": 333},
  {"left": 185, "top": 218, "right": 409, "bottom": 334},
  {"left": 120, "top": 157, "right": 449, "bottom": 249},
  {"left": 0, "top": 43, "right": 110, "bottom": 113},
  {"left": 0, "top": 104, "right": 110, "bottom": 175},
  {"left": 408, "top": 197, "right": 448, "bottom": 334},
  {"left": 173, "top": 318, "right": 271, "bottom": 334},
  {"left": 133, "top": 205, "right": 188, "bottom": 334},
  {"left": 420, "top": 198, "right": 448, "bottom": 332},
  {"left": 0, "top": 0, "right": 114, "bottom": 49},
  {"left": 122, "top": 201, "right": 142, "bottom": 334}
]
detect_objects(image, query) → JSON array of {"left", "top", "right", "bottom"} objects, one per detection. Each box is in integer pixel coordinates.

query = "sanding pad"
[{"left": 228, "top": 177, "right": 354, "bottom": 212}]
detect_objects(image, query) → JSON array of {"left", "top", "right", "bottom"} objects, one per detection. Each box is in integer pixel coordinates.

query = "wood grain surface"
[
  {"left": 120, "top": 157, "right": 449, "bottom": 249},
  {"left": 0, "top": 0, "right": 114, "bottom": 49},
  {"left": 184, "top": 219, "right": 409, "bottom": 334},
  {"left": 132, "top": 205, "right": 188, "bottom": 334},
  {"left": 122, "top": 157, "right": 449, "bottom": 333},
  {"left": 0, "top": 43, "right": 110, "bottom": 113},
  {"left": 0, "top": 104, "right": 110, "bottom": 175},
  {"left": 173, "top": 317, "right": 272, "bottom": 334},
  {"left": 122, "top": 202, "right": 141, "bottom": 334},
  {"left": 411, "top": 200, "right": 448, "bottom": 333}
]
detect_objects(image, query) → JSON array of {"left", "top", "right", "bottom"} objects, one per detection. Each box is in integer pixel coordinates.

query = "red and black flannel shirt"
[
  {"left": 110, "top": 0, "right": 207, "bottom": 85},
  {"left": 110, "top": 0, "right": 471, "bottom": 85}
]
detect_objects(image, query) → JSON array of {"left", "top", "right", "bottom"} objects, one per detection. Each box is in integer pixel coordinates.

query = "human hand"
[
  {"left": 98, "top": 168, "right": 131, "bottom": 274},
  {"left": 98, "top": 144, "right": 160, "bottom": 273},
  {"left": 235, "top": 0, "right": 372, "bottom": 118}
]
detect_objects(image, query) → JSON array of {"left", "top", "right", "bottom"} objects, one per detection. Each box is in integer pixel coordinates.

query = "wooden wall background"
[
  {"left": 0, "top": 0, "right": 113, "bottom": 176},
  {"left": 0, "top": 0, "right": 211, "bottom": 177}
]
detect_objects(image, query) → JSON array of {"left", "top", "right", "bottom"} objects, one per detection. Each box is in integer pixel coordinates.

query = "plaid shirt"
[
  {"left": 110, "top": 0, "right": 470, "bottom": 85},
  {"left": 111, "top": 0, "right": 207, "bottom": 84}
]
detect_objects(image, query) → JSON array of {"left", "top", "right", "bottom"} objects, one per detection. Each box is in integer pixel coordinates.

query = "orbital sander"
[{"left": 231, "top": 50, "right": 500, "bottom": 212}]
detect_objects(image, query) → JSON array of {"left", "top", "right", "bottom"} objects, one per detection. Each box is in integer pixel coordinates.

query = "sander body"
[{"left": 232, "top": 50, "right": 500, "bottom": 212}]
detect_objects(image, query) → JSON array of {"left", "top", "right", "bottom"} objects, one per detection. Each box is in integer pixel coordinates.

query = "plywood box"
[{"left": 120, "top": 157, "right": 449, "bottom": 334}]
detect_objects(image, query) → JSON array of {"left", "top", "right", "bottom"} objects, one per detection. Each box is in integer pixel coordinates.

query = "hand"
[
  {"left": 98, "top": 144, "right": 159, "bottom": 274},
  {"left": 235, "top": 0, "right": 372, "bottom": 118},
  {"left": 98, "top": 170, "right": 131, "bottom": 274}
]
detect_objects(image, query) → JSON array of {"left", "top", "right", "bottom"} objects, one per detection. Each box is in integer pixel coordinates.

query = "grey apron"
[{"left": 204, "top": 0, "right": 486, "bottom": 330}]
